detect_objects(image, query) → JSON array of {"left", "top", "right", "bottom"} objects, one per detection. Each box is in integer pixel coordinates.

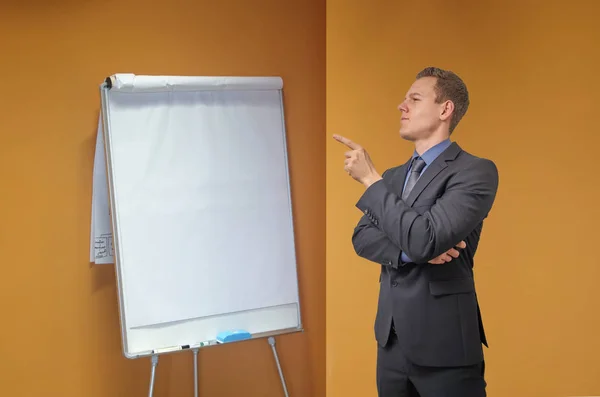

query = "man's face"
[{"left": 398, "top": 76, "right": 445, "bottom": 141}]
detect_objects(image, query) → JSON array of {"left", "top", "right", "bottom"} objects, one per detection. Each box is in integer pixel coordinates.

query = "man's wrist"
[{"left": 362, "top": 174, "right": 383, "bottom": 188}]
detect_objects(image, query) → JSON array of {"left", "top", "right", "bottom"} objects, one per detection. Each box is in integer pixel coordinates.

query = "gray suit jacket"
[{"left": 352, "top": 142, "right": 499, "bottom": 368}]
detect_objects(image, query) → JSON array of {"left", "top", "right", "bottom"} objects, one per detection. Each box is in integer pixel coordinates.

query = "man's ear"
[{"left": 439, "top": 100, "right": 454, "bottom": 121}]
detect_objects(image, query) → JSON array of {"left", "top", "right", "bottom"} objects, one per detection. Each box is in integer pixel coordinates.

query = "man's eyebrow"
[{"left": 405, "top": 92, "right": 423, "bottom": 99}]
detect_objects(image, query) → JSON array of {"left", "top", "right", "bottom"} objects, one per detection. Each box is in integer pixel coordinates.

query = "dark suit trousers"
[{"left": 377, "top": 325, "right": 486, "bottom": 397}]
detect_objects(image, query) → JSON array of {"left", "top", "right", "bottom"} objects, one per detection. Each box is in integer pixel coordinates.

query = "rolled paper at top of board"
[
  {"left": 216, "top": 329, "right": 252, "bottom": 343},
  {"left": 105, "top": 74, "right": 283, "bottom": 93}
]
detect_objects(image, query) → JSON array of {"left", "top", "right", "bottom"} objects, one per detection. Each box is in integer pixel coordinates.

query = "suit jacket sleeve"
[
  {"left": 351, "top": 169, "right": 405, "bottom": 268},
  {"left": 355, "top": 158, "right": 499, "bottom": 264},
  {"left": 351, "top": 212, "right": 402, "bottom": 268}
]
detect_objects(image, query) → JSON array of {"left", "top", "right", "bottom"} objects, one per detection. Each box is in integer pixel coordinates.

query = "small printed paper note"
[{"left": 90, "top": 115, "right": 114, "bottom": 265}]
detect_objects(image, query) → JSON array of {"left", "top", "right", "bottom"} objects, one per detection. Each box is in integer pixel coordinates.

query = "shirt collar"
[{"left": 412, "top": 139, "right": 452, "bottom": 166}]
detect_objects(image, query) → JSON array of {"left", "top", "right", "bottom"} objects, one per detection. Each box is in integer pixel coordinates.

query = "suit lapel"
[
  {"left": 405, "top": 142, "right": 462, "bottom": 207},
  {"left": 398, "top": 160, "right": 410, "bottom": 187},
  {"left": 392, "top": 158, "right": 411, "bottom": 195}
]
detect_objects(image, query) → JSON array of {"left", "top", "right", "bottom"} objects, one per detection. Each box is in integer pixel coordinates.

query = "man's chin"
[{"left": 399, "top": 129, "right": 415, "bottom": 141}]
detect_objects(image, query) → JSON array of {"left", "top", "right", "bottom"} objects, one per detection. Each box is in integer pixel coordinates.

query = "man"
[{"left": 333, "top": 66, "right": 499, "bottom": 397}]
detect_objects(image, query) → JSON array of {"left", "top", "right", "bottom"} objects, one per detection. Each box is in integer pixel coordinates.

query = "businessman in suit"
[{"left": 333, "top": 67, "right": 499, "bottom": 397}]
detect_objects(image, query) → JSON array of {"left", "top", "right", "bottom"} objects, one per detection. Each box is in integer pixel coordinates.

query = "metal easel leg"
[
  {"left": 268, "top": 337, "right": 289, "bottom": 397},
  {"left": 193, "top": 348, "right": 199, "bottom": 397},
  {"left": 148, "top": 354, "right": 159, "bottom": 397}
]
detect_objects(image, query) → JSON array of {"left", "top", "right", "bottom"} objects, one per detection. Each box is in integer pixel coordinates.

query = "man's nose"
[{"left": 398, "top": 102, "right": 407, "bottom": 112}]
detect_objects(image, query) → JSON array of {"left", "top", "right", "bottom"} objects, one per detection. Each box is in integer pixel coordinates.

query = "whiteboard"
[{"left": 96, "top": 74, "right": 302, "bottom": 358}]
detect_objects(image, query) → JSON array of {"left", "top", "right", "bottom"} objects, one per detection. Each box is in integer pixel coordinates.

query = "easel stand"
[
  {"left": 193, "top": 348, "right": 199, "bottom": 397},
  {"left": 269, "top": 336, "right": 290, "bottom": 397},
  {"left": 148, "top": 355, "right": 158, "bottom": 397},
  {"left": 147, "top": 337, "right": 289, "bottom": 397}
]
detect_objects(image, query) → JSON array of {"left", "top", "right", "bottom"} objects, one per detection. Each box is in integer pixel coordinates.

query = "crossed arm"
[
  {"left": 351, "top": 159, "right": 499, "bottom": 266},
  {"left": 352, "top": 212, "right": 404, "bottom": 267}
]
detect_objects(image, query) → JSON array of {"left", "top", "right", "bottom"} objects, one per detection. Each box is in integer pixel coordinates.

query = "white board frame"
[{"left": 98, "top": 74, "right": 303, "bottom": 359}]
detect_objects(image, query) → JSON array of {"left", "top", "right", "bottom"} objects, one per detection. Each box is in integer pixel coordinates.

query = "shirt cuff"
[{"left": 400, "top": 252, "right": 412, "bottom": 266}]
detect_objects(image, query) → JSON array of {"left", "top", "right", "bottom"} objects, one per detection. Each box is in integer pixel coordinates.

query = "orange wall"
[
  {"left": 0, "top": 0, "right": 325, "bottom": 396},
  {"left": 327, "top": 1, "right": 600, "bottom": 396}
]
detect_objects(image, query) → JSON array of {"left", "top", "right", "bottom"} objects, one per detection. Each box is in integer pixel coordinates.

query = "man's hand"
[
  {"left": 428, "top": 241, "right": 467, "bottom": 264},
  {"left": 333, "top": 134, "right": 382, "bottom": 188}
]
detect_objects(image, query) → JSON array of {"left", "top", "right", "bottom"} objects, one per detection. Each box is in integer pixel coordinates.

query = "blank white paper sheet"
[{"left": 98, "top": 75, "right": 299, "bottom": 329}]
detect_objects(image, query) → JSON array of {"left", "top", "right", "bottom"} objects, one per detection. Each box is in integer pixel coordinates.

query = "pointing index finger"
[{"left": 333, "top": 134, "right": 362, "bottom": 150}]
